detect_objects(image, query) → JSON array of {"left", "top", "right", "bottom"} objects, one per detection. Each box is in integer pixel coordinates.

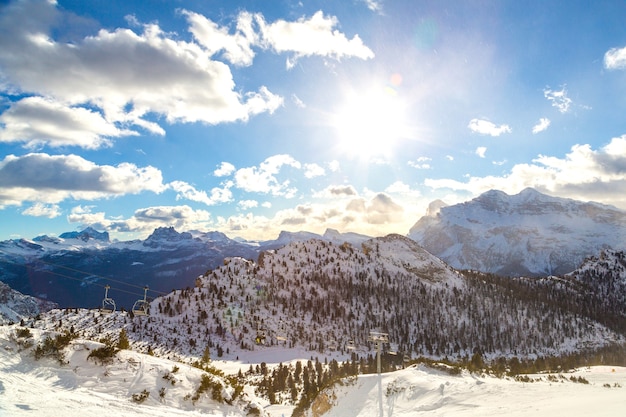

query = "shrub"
[
  {"left": 16, "top": 327, "right": 32, "bottom": 339},
  {"left": 132, "top": 389, "right": 150, "bottom": 403},
  {"left": 33, "top": 330, "right": 76, "bottom": 364},
  {"left": 87, "top": 344, "right": 119, "bottom": 365}
]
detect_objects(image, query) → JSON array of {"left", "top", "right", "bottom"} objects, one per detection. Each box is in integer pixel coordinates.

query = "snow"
[
  {"left": 320, "top": 365, "right": 626, "bottom": 417},
  {"left": 1, "top": 324, "right": 625, "bottom": 417}
]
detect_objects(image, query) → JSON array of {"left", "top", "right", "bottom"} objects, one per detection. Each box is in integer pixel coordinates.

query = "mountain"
[
  {"left": 31, "top": 234, "right": 625, "bottom": 365},
  {"left": 0, "top": 226, "right": 372, "bottom": 309},
  {"left": 5, "top": 234, "right": 626, "bottom": 415},
  {"left": 58, "top": 226, "right": 110, "bottom": 242},
  {"left": 0, "top": 281, "right": 57, "bottom": 324},
  {"left": 0, "top": 226, "right": 259, "bottom": 309},
  {"left": 408, "top": 188, "right": 626, "bottom": 277}
]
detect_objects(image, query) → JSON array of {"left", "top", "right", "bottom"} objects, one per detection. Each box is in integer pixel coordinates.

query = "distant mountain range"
[
  {"left": 408, "top": 188, "right": 626, "bottom": 277},
  {"left": 0, "top": 226, "right": 369, "bottom": 309},
  {"left": 2, "top": 187, "right": 626, "bottom": 309},
  {"left": 21, "top": 233, "right": 626, "bottom": 362}
]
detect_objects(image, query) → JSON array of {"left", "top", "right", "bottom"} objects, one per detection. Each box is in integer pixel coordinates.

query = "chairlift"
[
  {"left": 255, "top": 328, "right": 266, "bottom": 345},
  {"left": 132, "top": 286, "right": 150, "bottom": 316},
  {"left": 100, "top": 285, "right": 116, "bottom": 313}
]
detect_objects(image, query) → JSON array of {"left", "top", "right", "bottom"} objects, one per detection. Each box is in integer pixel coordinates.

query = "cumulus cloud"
[
  {"left": 424, "top": 136, "right": 626, "bottom": 208},
  {"left": 215, "top": 191, "right": 407, "bottom": 240},
  {"left": 314, "top": 184, "right": 358, "bottom": 198},
  {"left": 532, "top": 117, "right": 551, "bottom": 134},
  {"left": 169, "top": 180, "right": 233, "bottom": 206},
  {"left": 385, "top": 181, "right": 421, "bottom": 197},
  {"left": 475, "top": 147, "right": 487, "bottom": 158},
  {"left": 256, "top": 10, "right": 375, "bottom": 69},
  {"left": 0, "top": 153, "right": 166, "bottom": 207},
  {"left": 0, "top": 0, "right": 376, "bottom": 145},
  {"left": 408, "top": 156, "right": 431, "bottom": 169},
  {"left": 22, "top": 202, "right": 62, "bottom": 218},
  {"left": 68, "top": 204, "right": 212, "bottom": 235},
  {"left": 214, "top": 162, "right": 236, "bottom": 177},
  {"left": 0, "top": 97, "right": 138, "bottom": 149},
  {"left": 468, "top": 118, "right": 512, "bottom": 136},
  {"left": 238, "top": 200, "right": 259, "bottom": 210},
  {"left": 234, "top": 154, "right": 301, "bottom": 196},
  {"left": 604, "top": 46, "right": 626, "bottom": 70},
  {"left": 544, "top": 86, "right": 572, "bottom": 114},
  {"left": 303, "top": 163, "right": 325, "bottom": 178}
]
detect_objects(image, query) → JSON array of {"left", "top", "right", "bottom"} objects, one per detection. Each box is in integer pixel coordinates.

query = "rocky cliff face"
[{"left": 408, "top": 188, "right": 626, "bottom": 276}]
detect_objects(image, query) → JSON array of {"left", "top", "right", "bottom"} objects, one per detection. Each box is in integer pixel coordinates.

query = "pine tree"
[{"left": 118, "top": 328, "right": 130, "bottom": 350}]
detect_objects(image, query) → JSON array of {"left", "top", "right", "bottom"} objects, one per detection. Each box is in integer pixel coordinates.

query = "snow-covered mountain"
[
  {"left": 0, "top": 227, "right": 371, "bottom": 309},
  {"left": 29, "top": 234, "right": 626, "bottom": 365},
  {"left": 4, "top": 233, "right": 626, "bottom": 415},
  {"left": 408, "top": 188, "right": 626, "bottom": 276},
  {"left": 0, "top": 281, "right": 57, "bottom": 324}
]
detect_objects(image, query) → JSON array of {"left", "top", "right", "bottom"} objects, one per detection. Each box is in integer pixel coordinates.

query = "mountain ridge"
[{"left": 408, "top": 188, "right": 626, "bottom": 277}]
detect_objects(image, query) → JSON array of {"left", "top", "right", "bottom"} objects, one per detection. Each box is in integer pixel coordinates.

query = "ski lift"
[
  {"left": 255, "top": 328, "right": 266, "bottom": 345},
  {"left": 100, "top": 285, "right": 116, "bottom": 313},
  {"left": 132, "top": 286, "right": 150, "bottom": 316},
  {"left": 346, "top": 340, "right": 356, "bottom": 350}
]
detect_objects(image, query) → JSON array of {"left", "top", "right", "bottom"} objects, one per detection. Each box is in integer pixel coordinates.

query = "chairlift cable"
[
  {"left": 0, "top": 251, "right": 168, "bottom": 296},
  {"left": 0, "top": 255, "right": 158, "bottom": 295}
]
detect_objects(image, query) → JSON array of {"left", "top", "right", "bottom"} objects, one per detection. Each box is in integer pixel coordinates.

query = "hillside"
[
  {"left": 408, "top": 188, "right": 626, "bottom": 277},
  {"left": 25, "top": 234, "right": 626, "bottom": 364},
  {"left": 2, "top": 324, "right": 625, "bottom": 417},
  {"left": 0, "top": 227, "right": 369, "bottom": 309}
]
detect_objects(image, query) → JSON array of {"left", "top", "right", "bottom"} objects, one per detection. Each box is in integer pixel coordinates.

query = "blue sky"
[{"left": 2, "top": 0, "right": 626, "bottom": 242}]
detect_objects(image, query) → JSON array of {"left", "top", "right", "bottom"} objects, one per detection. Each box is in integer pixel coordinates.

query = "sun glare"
[{"left": 332, "top": 84, "right": 409, "bottom": 160}]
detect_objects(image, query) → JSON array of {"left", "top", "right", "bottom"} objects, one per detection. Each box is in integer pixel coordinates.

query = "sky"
[{"left": 2, "top": 0, "right": 626, "bottom": 242}]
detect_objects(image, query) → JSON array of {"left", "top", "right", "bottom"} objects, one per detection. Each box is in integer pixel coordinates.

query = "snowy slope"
[
  {"left": 408, "top": 188, "right": 626, "bottom": 276},
  {"left": 0, "top": 325, "right": 263, "bottom": 417},
  {"left": 318, "top": 364, "right": 626, "bottom": 417},
  {"left": 0, "top": 281, "right": 57, "bottom": 324},
  {"left": 1, "top": 322, "right": 625, "bottom": 417}
]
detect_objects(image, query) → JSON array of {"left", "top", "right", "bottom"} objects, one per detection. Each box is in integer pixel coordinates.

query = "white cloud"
[
  {"left": 475, "top": 146, "right": 487, "bottom": 158},
  {"left": 604, "top": 46, "right": 626, "bottom": 70},
  {"left": 544, "top": 86, "right": 572, "bottom": 114},
  {"left": 304, "top": 163, "right": 325, "bottom": 178},
  {"left": 22, "top": 202, "right": 62, "bottom": 218},
  {"left": 362, "top": 0, "right": 384, "bottom": 13},
  {"left": 182, "top": 10, "right": 258, "bottom": 67},
  {"left": 385, "top": 181, "right": 421, "bottom": 197},
  {"left": 0, "top": 0, "right": 285, "bottom": 139},
  {"left": 169, "top": 180, "right": 233, "bottom": 206},
  {"left": 214, "top": 162, "right": 236, "bottom": 177},
  {"left": 313, "top": 184, "right": 358, "bottom": 198},
  {"left": 0, "top": 153, "right": 166, "bottom": 208},
  {"left": 328, "top": 160, "right": 341, "bottom": 172},
  {"left": 0, "top": 97, "right": 138, "bottom": 149},
  {"left": 408, "top": 156, "right": 432, "bottom": 169},
  {"left": 234, "top": 154, "right": 301, "bottom": 196},
  {"left": 68, "top": 204, "right": 212, "bottom": 235},
  {"left": 424, "top": 135, "right": 626, "bottom": 209},
  {"left": 238, "top": 200, "right": 259, "bottom": 210},
  {"left": 532, "top": 117, "right": 551, "bottom": 134},
  {"left": 256, "top": 10, "right": 375, "bottom": 69},
  {"left": 468, "top": 119, "right": 512, "bottom": 136}
]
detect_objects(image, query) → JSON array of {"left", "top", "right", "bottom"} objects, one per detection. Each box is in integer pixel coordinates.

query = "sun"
[{"left": 331, "top": 84, "right": 409, "bottom": 160}]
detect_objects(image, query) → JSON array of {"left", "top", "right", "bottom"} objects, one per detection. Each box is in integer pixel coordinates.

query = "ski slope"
[{"left": 1, "top": 322, "right": 625, "bottom": 417}]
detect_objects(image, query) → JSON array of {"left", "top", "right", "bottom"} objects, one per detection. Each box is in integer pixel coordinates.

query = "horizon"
[{"left": 2, "top": 0, "right": 626, "bottom": 242}]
